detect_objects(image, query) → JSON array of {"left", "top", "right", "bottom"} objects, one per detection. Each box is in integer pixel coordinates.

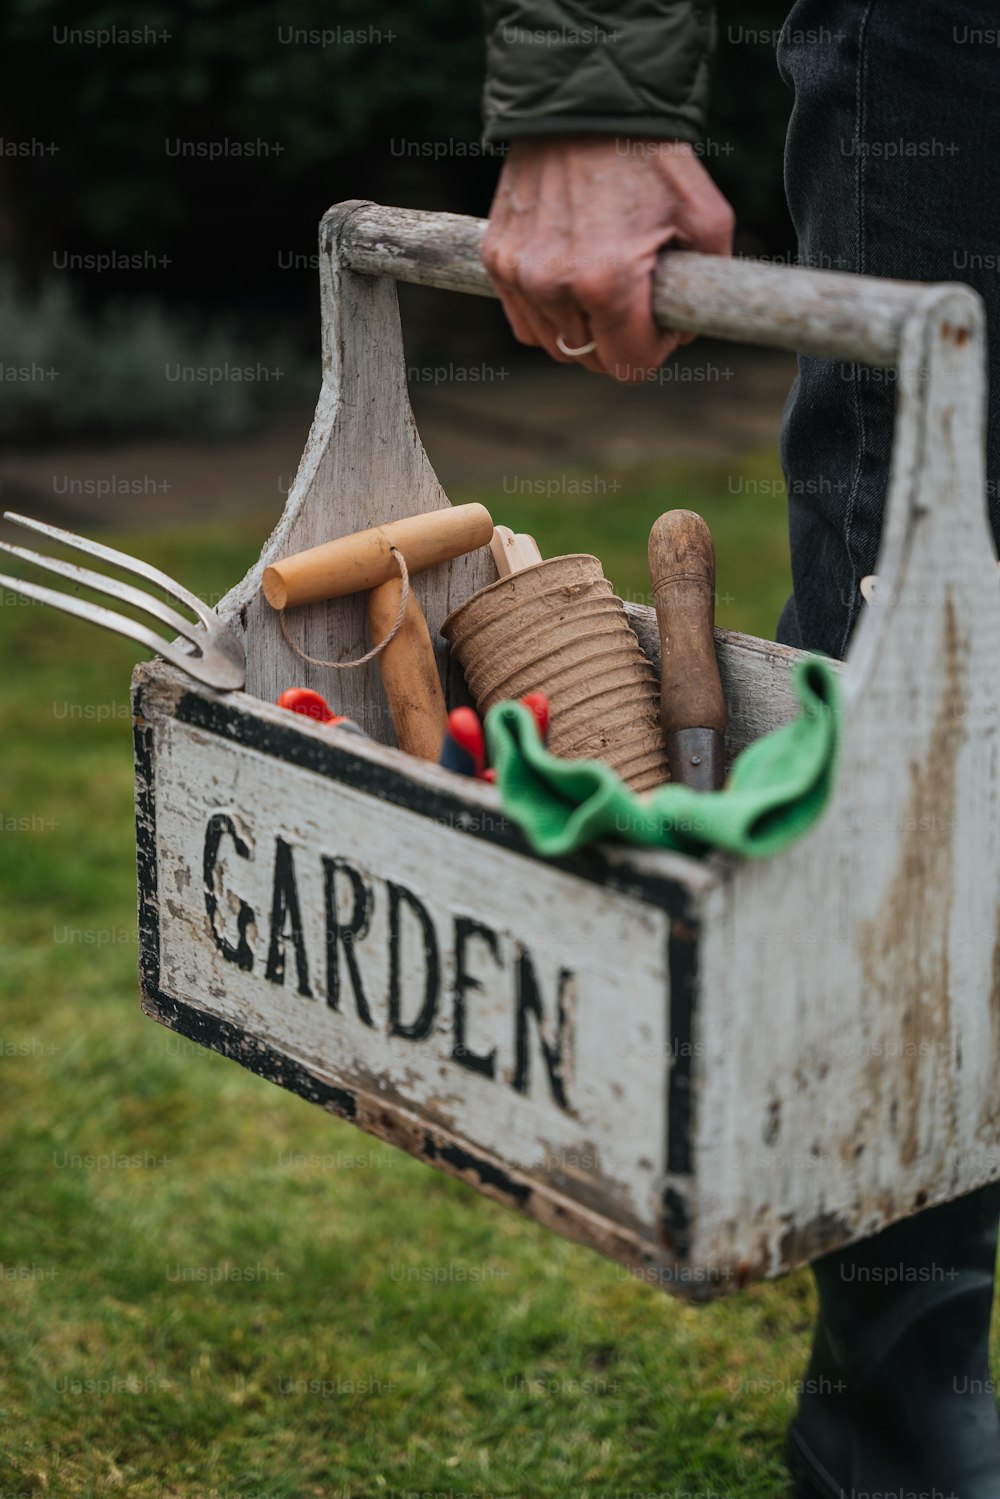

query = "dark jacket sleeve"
[{"left": 482, "top": 1, "right": 715, "bottom": 144}]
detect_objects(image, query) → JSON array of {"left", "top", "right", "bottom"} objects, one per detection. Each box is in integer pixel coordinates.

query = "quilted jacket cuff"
[{"left": 482, "top": 2, "right": 715, "bottom": 145}]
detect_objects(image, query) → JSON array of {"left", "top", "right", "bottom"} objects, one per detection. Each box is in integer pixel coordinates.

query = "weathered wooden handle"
[
  {"left": 649, "top": 511, "right": 727, "bottom": 789},
  {"left": 336, "top": 203, "right": 932, "bottom": 368},
  {"left": 368, "top": 578, "right": 447, "bottom": 761},
  {"left": 262, "top": 503, "right": 493, "bottom": 610}
]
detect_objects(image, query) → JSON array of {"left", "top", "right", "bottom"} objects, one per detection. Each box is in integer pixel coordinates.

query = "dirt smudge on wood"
[{"left": 858, "top": 594, "right": 965, "bottom": 1168}]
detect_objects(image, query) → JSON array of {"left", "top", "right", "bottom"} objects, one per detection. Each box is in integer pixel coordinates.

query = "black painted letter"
[
  {"left": 203, "top": 813, "right": 255, "bottom": 971},
  {"left": 265, "top": 837, "right": 312, "bottom": 997},
  {"left": 387, "top": 883, "right": 439, "bottom": 1040},
  {"left": 513, "top": 948, "right": 572, "bottom": 1110},
  {"left": 452, "top": 917, "right": 500, "bottom": 1077},
  {"left": 322, "top": 856, "right": 374, "bottom": 1027}
]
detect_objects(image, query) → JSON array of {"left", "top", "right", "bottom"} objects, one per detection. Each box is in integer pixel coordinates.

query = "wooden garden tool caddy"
[{"left": 132, "top": 202, "right": 1000, "bottom": 1299}]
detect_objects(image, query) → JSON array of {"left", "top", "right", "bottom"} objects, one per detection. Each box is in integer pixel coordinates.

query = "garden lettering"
[{"left": 202, "top": 812, "right": 572, "bottom": 1112}]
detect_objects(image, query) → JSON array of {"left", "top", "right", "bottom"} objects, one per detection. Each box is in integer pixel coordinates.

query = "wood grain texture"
[
  {"left": 214, "top": 201, "right": 495, "bottom": 744},
  {"left": 693, "top": 286, "right": 1000, "bottom": 1277},
  {"left": 649, "top": 511, "right": 726, "bottom": 737},
  {"left": 340, "top": 204, "right": 930, "bottom": 367},
  {"left": 625, "top": 609, "right": 831, "bottom": 761}
]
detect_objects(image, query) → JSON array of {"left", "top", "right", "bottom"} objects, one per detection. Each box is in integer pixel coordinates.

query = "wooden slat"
[{"left": 625, "top": 604, "right": 834, "bottom": 758}]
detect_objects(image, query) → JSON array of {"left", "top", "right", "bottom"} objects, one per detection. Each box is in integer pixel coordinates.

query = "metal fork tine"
[
  {"left": 0, "top": 570, "right": 198, "bottom": 663},
  {"left": 0, "top": 539, "right": 203, "bottom": 645},
  {"left": 2, "top": 511, "right": 211, "bottom": 620},
  {"left": 0, "top": 511, "right": 245, "bottom": 691}
]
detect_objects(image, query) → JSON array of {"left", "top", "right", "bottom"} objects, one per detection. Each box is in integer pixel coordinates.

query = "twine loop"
[{"left": 278, "top": 546, "right": 410, "bottom": 670}]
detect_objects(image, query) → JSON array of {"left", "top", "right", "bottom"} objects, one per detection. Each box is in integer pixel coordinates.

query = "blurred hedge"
[{"left": 2, "top": 0, "right": 793, "bottom": 320}]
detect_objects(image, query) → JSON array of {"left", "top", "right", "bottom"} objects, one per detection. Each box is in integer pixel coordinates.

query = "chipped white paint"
[
  {"left": 154, "top": 713, "right": 671, "bottom": 1231},
  {"left": 136, "top": 206, "right": 1000, "bottom": 1295},
  {"left": 693, "top": 286, "right": 1000, "bottom": 1278}
]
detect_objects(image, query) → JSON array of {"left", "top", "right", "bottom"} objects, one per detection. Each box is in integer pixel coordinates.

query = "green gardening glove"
[{"left": 484, "top": 655, "right": 841, "bottom": 861}]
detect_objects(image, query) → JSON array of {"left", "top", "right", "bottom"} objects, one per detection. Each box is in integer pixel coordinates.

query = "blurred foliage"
[
  {"left": 0, "top": 0, "right": 795, "bottom": 317},
  {"left": 0, "top": 273, "right": 312, "bottom": 442},
  {"left": 1, "top": 0, "right": 489, "bottom": 313}
]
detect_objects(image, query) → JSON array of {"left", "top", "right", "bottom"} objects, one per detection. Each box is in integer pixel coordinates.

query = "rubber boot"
[{"left": 788, "top": 1185, "right": 1000, "bottom": 1498}]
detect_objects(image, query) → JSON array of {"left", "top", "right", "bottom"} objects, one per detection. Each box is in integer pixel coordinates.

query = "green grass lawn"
[{"left": 1, "top": 456, "right": 814, "bottom": 1497}]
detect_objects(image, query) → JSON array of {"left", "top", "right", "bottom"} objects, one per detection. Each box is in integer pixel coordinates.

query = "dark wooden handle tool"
[{"left": 648, "top": 510, "right": 727, "bottom": 791}]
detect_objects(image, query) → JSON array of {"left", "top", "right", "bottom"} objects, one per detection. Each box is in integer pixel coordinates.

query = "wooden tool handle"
[
  {"left": 368, "top": 578, "right": 447, "bottom": 761},
  {"left": 649, "top": 511, "right": 726, "bottom": 789},
  {"left": 263, "top": 503, "right": 493, "bottom": 610},
  {"left": 490, "top": 525, "right": 543, "bottom": 578}
]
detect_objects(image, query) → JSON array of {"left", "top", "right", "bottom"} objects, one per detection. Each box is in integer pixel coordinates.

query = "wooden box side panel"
[{"left": 133, "top": 664, "right": 726, "bottom": 1296}]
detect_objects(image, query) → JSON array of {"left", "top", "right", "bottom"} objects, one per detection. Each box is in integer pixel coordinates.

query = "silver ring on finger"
[{"left": 556, "top": 333, "right": 598, "bottom": 357}]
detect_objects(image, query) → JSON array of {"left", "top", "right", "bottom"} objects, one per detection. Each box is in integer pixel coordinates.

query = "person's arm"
[{"left": 480, "top": 2, "right": 734, "bottom": 381}]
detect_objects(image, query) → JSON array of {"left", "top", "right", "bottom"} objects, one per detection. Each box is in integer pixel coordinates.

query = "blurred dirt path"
[{"left": 0, "top": 345, "right": 794, "bottom": 541}]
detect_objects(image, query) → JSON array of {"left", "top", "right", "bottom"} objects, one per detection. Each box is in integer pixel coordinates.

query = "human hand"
[{"left": 482, "top": 136, "right": 735, "bottom": 381}]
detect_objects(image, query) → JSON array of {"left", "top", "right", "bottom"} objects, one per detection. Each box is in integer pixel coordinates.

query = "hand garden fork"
[{"left": 0, "top": 512, "right": 246, "bottom": 691}]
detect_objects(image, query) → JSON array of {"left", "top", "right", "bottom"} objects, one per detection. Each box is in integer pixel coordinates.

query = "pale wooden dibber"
[
  {"left": 368, "top": 577, "right": 447, "bottom": 760},
  {"left": 262, "top": 503, "right": 493, "bottom": 610},
  {"left": 490, "top": 525, "right": 543, "bottom": 578}
]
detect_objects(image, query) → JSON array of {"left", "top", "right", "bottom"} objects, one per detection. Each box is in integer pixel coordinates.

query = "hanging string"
[{"left": 278, "top": 546, "right": 410, "bottom": 669}]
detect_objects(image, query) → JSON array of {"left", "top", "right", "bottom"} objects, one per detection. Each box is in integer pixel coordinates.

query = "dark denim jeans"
[{"left": 775, "top": 0, "right": 1000, "bottom": 657}]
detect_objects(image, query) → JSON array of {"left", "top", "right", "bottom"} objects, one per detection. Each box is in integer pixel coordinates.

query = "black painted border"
[
  {"left": 172, "top": 688, "right": 702, "bottom": 914},
  {"left": 145, "top": 989, "right": 359, "bottom": 1118},
  {"left": 667, "top": 926, "right": 697, "bottom": 1177},
  {"left": 142, "top": 984, "right": 714, "bottom": 1293},
  {"left": 132, "top": 675, "right": 701, "bottom": 1260}
]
